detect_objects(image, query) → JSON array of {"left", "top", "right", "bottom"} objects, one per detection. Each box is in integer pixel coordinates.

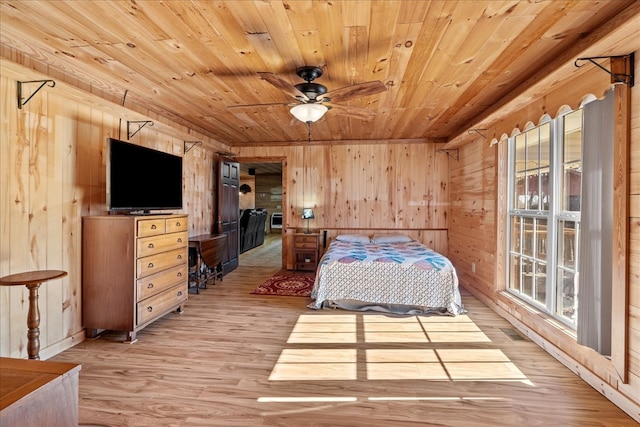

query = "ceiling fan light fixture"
[{"left": 290, "top": 104, "right": 328, "bottom": 123}]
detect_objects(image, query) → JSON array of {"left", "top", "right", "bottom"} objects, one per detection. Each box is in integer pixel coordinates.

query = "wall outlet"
[{"left": 471, "top": 262, "right": 476, "bottom": 273}]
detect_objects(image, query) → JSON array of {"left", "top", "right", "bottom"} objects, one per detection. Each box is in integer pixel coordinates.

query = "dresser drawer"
[
  {"left": 137, "top": 219, "right": 166, "bottom": 237},
  {"left": 136, "top": 248, "right": 187, "bottom": 278},
  {"left": 136, "top": 264, "right": 187, "bottom": 301},
  {"left": 137, "top": 231, "right": 188, "bottom": 258},
  {"left": 137, "top": 283, "right": 187, "bottom": 325},
  {"left": 165, "top": 217, "right": 188, "bottom": 233}
]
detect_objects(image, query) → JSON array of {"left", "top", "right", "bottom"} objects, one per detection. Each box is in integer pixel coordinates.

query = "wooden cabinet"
[
  {"left": 82, "top": 214, "right": 188, "bottom": 341},
  {"left": 293, "top": 233, "right": 320, "bottom": 272}
]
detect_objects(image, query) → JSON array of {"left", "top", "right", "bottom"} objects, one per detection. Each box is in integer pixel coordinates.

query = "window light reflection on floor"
[
  {"left": 257, "top": 396, "right": 507, "bottom": 403},
  {"left": 257, "top": 396, "right": 358, "bottom": 403},
  {"left": 269, "top": 349, "right": 357, "bottom": 381},
  {"left": 287, "top": 314, "right": 357, "bottom": 344},
  {"left": 268, "top": 313, "right": 532, "bottom": 386},
  {"left": 363, "top": 314, "right": 491, "bottom": 343}
]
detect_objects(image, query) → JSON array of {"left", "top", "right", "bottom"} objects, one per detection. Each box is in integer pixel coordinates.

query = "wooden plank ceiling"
[{"left": 0, "top": 0, "right": 634, "bottom": 147}]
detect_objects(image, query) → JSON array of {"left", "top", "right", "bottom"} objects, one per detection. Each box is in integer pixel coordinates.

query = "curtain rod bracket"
[
  {"left": 574, "top": 53, "right": 634, "bottom": 87},
  {"left": 17, "top": 80, "right": 56, "bottom": 109},
  {"left": 184, "top": 141, "right": 202, "bottom": 154},
  {"left": 438, "top": 148, "right": 459, "bottom": 161},
  {"left": 127, "top": 120, "right": 154, "bottom": 139}
]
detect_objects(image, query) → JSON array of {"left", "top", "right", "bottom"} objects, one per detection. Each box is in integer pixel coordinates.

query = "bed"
[{"left": 308, "top": 235, "right": 465, "bottom": 315}]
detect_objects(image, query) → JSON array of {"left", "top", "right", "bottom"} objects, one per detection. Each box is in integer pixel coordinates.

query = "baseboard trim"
[{"left": 39, "top": 330, "right": 86, "bottom": 361}]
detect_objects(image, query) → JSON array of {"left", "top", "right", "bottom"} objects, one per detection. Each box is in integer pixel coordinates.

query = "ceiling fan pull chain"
[{"left": 307, "top": 122, "right": 311, "bottom": 143}]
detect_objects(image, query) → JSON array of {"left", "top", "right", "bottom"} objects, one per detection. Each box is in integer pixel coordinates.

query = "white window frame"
[{"left": 506, "top": 111, "right": 581, "bottom": 329}]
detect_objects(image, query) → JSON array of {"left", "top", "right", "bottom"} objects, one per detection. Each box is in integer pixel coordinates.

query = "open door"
[{"left": 216, "top": 158, "right": 239, "bottom": 273}]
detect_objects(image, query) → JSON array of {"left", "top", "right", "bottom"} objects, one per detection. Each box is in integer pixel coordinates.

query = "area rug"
[{"left": 251, "top": 273, "right": 315, "bottom": 297}]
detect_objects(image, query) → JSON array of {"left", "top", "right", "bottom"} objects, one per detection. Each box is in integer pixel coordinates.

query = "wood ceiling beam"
[{"left": 231, "top": 138, "right": 446, "bottom": 147}]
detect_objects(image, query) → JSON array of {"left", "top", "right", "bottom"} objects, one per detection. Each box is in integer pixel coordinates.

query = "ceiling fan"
[{"left": 228, "top": 66, "right": 387, "bottom": 123}]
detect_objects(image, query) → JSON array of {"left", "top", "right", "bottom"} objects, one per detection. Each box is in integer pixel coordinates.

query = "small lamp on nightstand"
[{"left": 302, "top": 208, "right": 315, "bottom": 234}]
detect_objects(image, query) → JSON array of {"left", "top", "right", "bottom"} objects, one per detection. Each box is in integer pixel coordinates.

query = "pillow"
[
  {"left": 335, "top": 234, "right": 371, "bottom": 244},
  {"left": 371, "top": 233, "right": 412, "bottom": 244}
]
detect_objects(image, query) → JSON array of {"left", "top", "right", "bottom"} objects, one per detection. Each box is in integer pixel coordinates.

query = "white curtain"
[{"left": 577, "top": 89, "right": 614, "bottom": 356}]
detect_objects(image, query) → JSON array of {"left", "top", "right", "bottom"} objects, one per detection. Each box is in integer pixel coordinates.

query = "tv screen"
[{"left": 107, "top": 138, "right": 183, "bottom": 213}]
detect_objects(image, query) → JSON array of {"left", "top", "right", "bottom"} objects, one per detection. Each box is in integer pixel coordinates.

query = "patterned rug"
[{"left": 251, "top": 273, "right": 315, "bottom": 297}]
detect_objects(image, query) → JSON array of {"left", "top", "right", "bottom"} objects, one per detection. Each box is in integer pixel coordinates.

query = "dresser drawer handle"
[
  {"left": 177, "top": 238, "right": 183, "bottom": 243},
  {"left": 148, "top": 262, "right": 154, "bottom": 268},
  {"left": 147, "top": 306, "right": 153, "bottom": 312},
  {"left": 151, "top": 225, "right": 157, "bottom": 230},
  {"left": 177, "top": 255, "right": 183, "bottom": 260},
  {"left": 177, "top": 272, "right": 182, "bottom": 277},
  {"left": 147, "top": 283, "right": 154, "bottom": 289},
  {"left": 176, "top": 221, "right": 181, "bottom": 227},
  {"left": 148, "top": 243, "right": 155, "bottom": 249},
  {"left": 177, "top": 291, "right": 183, "bottom": 297}
]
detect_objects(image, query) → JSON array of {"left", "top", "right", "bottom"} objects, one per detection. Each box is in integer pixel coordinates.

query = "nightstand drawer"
[
  {"left": 295, "top": 235, "right": 318, "bottom": 244},
  {"left": 294, "top": 241, "right": 318, "bottom": 249}
]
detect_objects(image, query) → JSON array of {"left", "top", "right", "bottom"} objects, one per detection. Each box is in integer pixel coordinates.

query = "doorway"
[{"left": 237, "top": 159, "right": 285, "bottom": 269}]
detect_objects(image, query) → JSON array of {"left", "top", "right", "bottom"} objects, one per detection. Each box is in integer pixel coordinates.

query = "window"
[
  {"left": 555, "top": 109, "right": 583, "bottom": 324},
  {"left": 508, "top": 111, "right": 582, "bottom": 327}
]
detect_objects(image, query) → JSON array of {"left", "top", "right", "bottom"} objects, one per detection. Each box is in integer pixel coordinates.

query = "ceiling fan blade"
[
  {"left": 327, "top": 103, "right": 377, "bottom": 120},
  {"left": 320, "top": 80, "right": 387, "bottom": 103},
  {"left": 257, "top": 72, "right": 309, "bottom": 102},
  {"left": 227, "top": 102, "right": 296, "bottom": 110}
]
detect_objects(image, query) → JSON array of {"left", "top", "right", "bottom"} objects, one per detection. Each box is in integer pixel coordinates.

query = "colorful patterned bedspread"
[{"left": 309, "top": 240, "right": 464, "bottom": 315}]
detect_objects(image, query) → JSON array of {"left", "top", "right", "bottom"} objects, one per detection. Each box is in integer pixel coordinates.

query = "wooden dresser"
[
  {"left": 82, "top": 214, "right": 188, "bottom": 341},
  {"left": 292, "top": 233, "right": 321, "bottom": 272}
]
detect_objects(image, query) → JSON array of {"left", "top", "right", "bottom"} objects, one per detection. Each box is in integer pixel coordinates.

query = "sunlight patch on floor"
[
  {"left": 368, "top": 396, "right": 509, "bottom": 402},
  {"left": 257, "top": 396, "right": 358, "bottom": 403},
  {"left": 267, "top": 313, "right": 531, "bottom": 385}
]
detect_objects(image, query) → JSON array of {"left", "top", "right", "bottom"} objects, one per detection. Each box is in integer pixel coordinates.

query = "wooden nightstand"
[{"left": 293, "top": 233, "right": 320, "bottom": 272}]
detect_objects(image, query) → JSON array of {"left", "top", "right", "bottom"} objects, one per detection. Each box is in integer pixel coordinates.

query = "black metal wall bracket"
[
  {"left": 184, "top": 141, "right": 202, "bottom": 154},
  {"left": 574, "top": 54, "right": 634, "bottom": 87},
  {"left": 17, "top": 80, "right": 56, "bottom": 109},
  {"left": 127, "top": 120, "right": 154, "bottom": 139},
  {"left": 438, "top": 148, "right": 459, "bottom": 161},
  {"left": 468, "top": 128, "right": 487, "bottom": 138}
]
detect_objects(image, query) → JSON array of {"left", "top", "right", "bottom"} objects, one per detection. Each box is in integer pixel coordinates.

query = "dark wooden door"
[{"left": 216, "top": 158, "right": 239, "bottom": 272}]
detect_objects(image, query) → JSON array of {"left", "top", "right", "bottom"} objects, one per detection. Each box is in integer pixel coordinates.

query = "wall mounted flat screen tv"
[{"left": 107, "top": 138, "right": 183, "bottom": 213}]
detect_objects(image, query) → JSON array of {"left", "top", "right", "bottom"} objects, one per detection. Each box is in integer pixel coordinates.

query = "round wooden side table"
[{"left": 0, "top": 270, "right": 68, "bottom": 359}]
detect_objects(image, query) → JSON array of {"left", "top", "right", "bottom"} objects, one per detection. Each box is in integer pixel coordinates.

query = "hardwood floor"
[{"left": 53, "top": 233, "right": 635, "bottom": 426}]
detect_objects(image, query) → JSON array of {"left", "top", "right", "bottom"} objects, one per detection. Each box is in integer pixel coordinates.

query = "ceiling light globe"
[{"left": 290, "top": 104, "right": 328, "bottom": 123}]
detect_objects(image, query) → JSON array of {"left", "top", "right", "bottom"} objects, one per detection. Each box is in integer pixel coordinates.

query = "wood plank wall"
[
  {"left": 235, "top": 142, "right": 450, "bottom": 268},
  {"left": 0, "top": 61, "right": 225, "bottom": 358},
  {"left": 254, "top": 174, "right": 284, "bottom": 225},
  {"left": 448, "top": 54, "right": 640, "bottom": 415}
]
